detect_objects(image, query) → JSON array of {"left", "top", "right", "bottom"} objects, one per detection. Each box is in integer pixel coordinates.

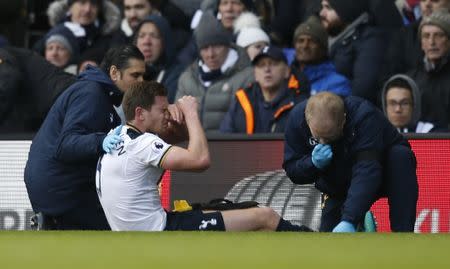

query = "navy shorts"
[{"left": 164, "top": 210, "right": 225, "bottom": 231}]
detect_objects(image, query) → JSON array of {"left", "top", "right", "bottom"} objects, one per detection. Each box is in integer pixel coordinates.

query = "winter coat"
[
  {"left": 24, "top": 66, "right": 122, "bottom": 216},
  {"left": 291, "top": 60, "right": 351, "bottom": 97},
  {"left": 0, "top": 47, "right": 75, "bottom": 132},
  {"left": 137, "top": 15, "right": 186, "bottom": 103},
  {"left": 269, "top": 0, "right": 321, "bottom": 46},
  {"left": 283, "top": 96, "right": 409, "bottom": 224},
  {"left": 408, "top": 55, "right": 450, "bottom": 128},
  {"left": 384, "top": 20, "right": 423, "bottom": 79},
  {"left": 33, "top": 0, "right": 121, "bottom": 59},
  {"left": 176, "top": 46, "right": 254, "bottom": 132},
  {"left": 220, "top": 74, "right": 309, "bottom": 134},
  {"left": 329, "top": 13, "right": 387, "bottom": 104}
]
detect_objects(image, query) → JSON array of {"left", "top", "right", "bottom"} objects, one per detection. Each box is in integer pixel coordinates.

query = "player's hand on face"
[
  {"left": 167, "top": 103, "right": 184, "bottom": 124},
  {"left": 176, "top": 96, "right": 198, "bottom": 116}
]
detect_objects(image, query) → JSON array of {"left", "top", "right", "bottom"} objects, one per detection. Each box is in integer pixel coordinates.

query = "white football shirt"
[{"left": 96, "top": 125, "right": 172, "bottom": 231}]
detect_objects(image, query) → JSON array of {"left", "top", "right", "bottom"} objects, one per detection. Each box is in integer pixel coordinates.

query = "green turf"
[{"left": 1, "top": 231, "right": 449, "bottom": 269}]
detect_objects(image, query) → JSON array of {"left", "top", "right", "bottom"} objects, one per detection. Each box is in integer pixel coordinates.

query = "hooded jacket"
[
  {"left": 47, "top": 0, "right": 120, "bottom": 36},
  {"left": 382, "top": 74, "right": 421, "bottom": 124},
  {"left": 24, "top": 66, "right": 122, "bottom": 216},
  {"left": 135, "top": 15, "right": 185, "bottom": 103}
]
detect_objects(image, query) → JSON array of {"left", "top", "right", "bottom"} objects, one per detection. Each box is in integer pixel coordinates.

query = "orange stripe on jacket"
[{"left": 235, "top": 89, "right": 254, "bottom": 134}]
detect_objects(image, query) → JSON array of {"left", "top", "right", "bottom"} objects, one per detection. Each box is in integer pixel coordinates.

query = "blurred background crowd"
[{"left": 0, "top": 0, "right": 449, "bottom": 134}]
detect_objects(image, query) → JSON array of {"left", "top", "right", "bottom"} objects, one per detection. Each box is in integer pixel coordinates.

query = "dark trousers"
[
  {"left": 319, "top": 144, "right": 418, "bottom": 232},
  {"left": 42, "top": 198, "right": 110, "bottom": 230}
]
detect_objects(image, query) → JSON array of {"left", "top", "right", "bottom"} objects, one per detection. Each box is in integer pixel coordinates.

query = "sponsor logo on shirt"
[{"left": 152, "top": 140, "right": 165, "bottom": 153}]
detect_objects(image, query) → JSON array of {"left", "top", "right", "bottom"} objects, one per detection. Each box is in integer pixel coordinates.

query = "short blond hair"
[{"left": 305, "top": 92, "right": 345, "bottom": 130}]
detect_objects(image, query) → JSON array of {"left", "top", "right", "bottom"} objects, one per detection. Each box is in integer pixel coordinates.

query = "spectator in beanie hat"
[
  {"left": 236, "top": 27, "right": 270, "bottom": 60},
  {"left": 177, "top": 0, "right": 255, "bottom": 66},
  {"left": 319, "top": 0, "right": 386, "bottom": 104},
  {"left": 194, "top": 10, "right": 232, "bottom": 49},
  {"left": 383, "top": 0, "right": 450, "bottom": 84},
  {"left": 291, "top": 16, "right": 351, "bottom": 97},
  {"left": 44, "top": 24, "right": 80, "bottom": 73},
  {"left": 176, "top": 10, "right": 254, "bottom": 132},
  {"left": 234, "top": 12, "right": 270, "bottom": 61},
  {"left": 408, "top": 9, "right": 450, "bottom": 128}
]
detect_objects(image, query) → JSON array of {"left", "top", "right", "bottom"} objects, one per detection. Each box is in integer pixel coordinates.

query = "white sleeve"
[{"left": 136, "top": 134, "right": 172, "bottom": 168}]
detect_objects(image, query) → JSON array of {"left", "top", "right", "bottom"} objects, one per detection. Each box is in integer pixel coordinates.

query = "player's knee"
[{"left": 256, "top": 207, "right": 280, "bottom": 228}]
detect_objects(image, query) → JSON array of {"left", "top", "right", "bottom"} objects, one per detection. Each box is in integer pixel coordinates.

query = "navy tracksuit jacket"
[{"left": 283, "top": 96, "right": 418, "bottom": 231}]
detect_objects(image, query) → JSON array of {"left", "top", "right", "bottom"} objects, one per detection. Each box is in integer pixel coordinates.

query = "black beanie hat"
[{"left": 327, "top": 0, "right": 368, "bottom": 23}]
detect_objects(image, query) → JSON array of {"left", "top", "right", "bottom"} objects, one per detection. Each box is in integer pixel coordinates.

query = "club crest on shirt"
[
  {"left": 309, "top": 137, "right": 319, "bottom": 146},
  {"left": 152, "top": 140, "right": 165, "bottom": 153}
]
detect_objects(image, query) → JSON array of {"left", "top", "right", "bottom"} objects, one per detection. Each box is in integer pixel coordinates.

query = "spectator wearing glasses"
[
  {"left": 283, "top": 92, "right": 418, "bottom": 232},
  {"left": 382, "top": 74, "right": 446, "bottom": 133}
]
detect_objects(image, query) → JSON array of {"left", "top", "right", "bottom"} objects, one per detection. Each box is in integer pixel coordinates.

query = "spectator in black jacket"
[
  {"left": 385, "top": 0, "right": 450, "bottom": 78},
  {"left": 408, "top": 10, "right": 450, "bottom": 129},
  {"left": 319, "top": 0, "right": 387, "bottom": 104},
  {"left": 0, "top": 47, "right": 76, "bottom": 133}
]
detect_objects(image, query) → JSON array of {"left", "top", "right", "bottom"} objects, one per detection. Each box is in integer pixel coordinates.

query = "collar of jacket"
[
  {"left": 424, "top": 53, "right": 450, "bottom": 73},
  {"left": 78, "top": 65, "right": 123, "bottom": 106}
]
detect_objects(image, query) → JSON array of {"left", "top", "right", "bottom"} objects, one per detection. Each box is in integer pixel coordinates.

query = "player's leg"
[
  {"left": 221, "top": 207, "right": 313, "bottom": 232},
  {"left": 385, "top": 144, "right": 418, "bottom": 232},
  {"left": 220, "top": 207, "right": 279, "bottom": 231}
]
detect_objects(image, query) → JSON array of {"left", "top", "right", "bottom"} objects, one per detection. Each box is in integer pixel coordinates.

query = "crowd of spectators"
[{"left": 0, "top": 0, "right": 449, "bottom": 134}]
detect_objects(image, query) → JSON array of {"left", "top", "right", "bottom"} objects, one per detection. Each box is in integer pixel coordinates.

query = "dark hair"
[
  {"left": 122, "top": 81, "right": 167, "bottom": 121},
  {"left": 385, "top": 77, "right": 412, "bottom": 94},
  {"left": 100, "top": 44, "right": 144, "bottom": 74}
]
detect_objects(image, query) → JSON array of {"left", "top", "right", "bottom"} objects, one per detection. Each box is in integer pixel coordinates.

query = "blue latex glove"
[
  {"left": 102, "top": 125, "right": 123, "bottom": 153},
  {"left": 333, "top": 221, "right": 356, "bottom": 233},
  {"left": 311, "top": 144, "right": 333, "bottom": 169}
]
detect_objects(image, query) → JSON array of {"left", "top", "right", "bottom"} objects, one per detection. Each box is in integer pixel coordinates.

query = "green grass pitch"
[{"left": 1, "top": 231, "right": 450, "bottom": 269}]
